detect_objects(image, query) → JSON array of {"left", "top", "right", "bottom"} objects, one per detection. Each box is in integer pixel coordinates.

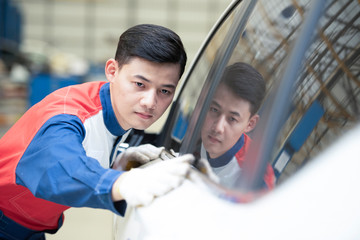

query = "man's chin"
[
  {"left": 132, "top": 125, "right": 149, "bottom": 130},
  {"left": 132, "top": 120, "right": 156, "bottom": 130},
  {"left": 203, "top": 142, "right": 217, "bottom": 152}
]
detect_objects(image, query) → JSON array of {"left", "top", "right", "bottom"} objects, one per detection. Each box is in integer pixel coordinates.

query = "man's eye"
[
  {"left": 161, "top": 89, "right": 171, "bottom": 95},
  {"left": 135, "top": 82, "right": 144, "bottom": 88},
  {"left": 210, "top": 107, "right": 218, "bottom": 113},
  {"left": 229, "top": 117, "right": 238, "bottom": 123}
]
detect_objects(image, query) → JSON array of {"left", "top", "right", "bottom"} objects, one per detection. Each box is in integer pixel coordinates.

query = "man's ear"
[
  {"left": 105, "top": 59, "right": 118, "bottom": 82},
  {"left": 244, "top": 114, "right": 259, "bottom": 133}
]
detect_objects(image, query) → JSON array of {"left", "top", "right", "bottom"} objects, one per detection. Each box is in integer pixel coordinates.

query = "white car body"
[{"left": 114, "top": 124, "right": 360, "bottom": 240}]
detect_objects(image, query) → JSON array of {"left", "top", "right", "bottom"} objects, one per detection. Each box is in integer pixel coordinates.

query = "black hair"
[
  {"left": 115, "top": 24, "right": 187, "bottom": 79},
  {"left": 221, "top": 62, "right": 266, "bottom": 116}
]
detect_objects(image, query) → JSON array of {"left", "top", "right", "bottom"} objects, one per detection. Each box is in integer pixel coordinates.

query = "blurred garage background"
[{"left": 0, "top": 0, "right": 230, "bottom": 239}]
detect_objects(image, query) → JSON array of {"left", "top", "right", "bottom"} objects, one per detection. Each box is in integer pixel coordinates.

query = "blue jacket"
[{"left": 0, "top": 81, "right": 128, "bottom": 231}]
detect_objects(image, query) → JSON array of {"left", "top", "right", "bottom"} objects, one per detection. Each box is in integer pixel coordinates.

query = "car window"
[
  {"left": 268, "top": 0, "right": 360, "bottom": 184},
  {"left": 163, "top": 0, "right": 244, "bottom": 151},
  {"left": 170, "top": 0, "right": 360, "bottom": 192}
]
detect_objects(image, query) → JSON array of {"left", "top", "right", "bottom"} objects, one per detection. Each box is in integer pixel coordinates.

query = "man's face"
[
  {"left": 201, "top": 83, "right": 258, "bottom": 158},
  {"left": 106, "top": 57, "right": 180, "bottom": 130}
]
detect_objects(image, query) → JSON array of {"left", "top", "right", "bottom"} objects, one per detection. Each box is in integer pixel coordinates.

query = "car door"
[{"left": 114, "top": 0, "right": 360, "bottom": 238}]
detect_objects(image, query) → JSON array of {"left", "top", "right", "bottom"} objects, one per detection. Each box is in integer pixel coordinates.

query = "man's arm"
[{"left": 15, "top": 114, "right": 125, "bottom": 214}]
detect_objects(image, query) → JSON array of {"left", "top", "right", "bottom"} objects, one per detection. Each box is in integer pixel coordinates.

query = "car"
[{"left": 113, "top": 0, "right": 360, "bottom": 239}]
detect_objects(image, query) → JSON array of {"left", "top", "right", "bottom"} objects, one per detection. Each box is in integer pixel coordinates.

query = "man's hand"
[
  {"left": 160, "top": 150, "right": 219, "bottom": 183},
  {"left": 112, "top": 144, "right": 165, "bottom": 171},
  {"left": 112, "top": 154, "right": 194, "bottom": 207}
]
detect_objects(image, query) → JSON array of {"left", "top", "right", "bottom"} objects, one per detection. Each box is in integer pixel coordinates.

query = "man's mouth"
[
  {"left": 135, "top": 112, "right": 153, "bottom": 119},
  {"left": 208, "top": 135, "right": 221, "bottom": 143}
]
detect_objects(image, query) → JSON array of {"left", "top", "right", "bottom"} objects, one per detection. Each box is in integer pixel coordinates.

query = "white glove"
[
  {"left": 114, "top": 154, "right": 194, "bottom": 207},
  {"left": 158, "top": 150, "right": 219, "bottom": 183},
  {"left": 159, "top": 149, "right": 178, "bottom": 160},
  {"left": 112, "top": 144, "right": 164, "bottom": 171}
]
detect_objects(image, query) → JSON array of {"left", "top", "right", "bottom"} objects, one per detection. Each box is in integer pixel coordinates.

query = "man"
[
  {"left": 0, "top": 24, "right": 193, "bottom": 239},
  {"left": 199, "top": 62, "right": 275, "bottom": 189}
]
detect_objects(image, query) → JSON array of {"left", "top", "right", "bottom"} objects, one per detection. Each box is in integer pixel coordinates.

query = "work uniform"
[
  {"left": 200, "top": 134, "right": 275, "bottom": 189},
  {"left": 0, "top": 82, "right": 128, "bottom": 239}
]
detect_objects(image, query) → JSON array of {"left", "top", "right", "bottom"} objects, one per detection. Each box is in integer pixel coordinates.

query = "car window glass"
[
  {"left": 168, "top": 1, "right": 243, "bottom": 151},
  {"left": 268, "top": 0, "right": 360, "bottom": 185},
  {"left": 180, "top": 0, "right": 360, "bottom": 192}
]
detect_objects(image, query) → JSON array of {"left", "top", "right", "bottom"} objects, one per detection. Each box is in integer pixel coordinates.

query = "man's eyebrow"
[
  {"left": 212, "top": 100, "right": 240, "bottom": 117},
  {"left": 211, "top": 100, "right": 221, "bottom": 108},
  {"left": 134, "top": 74, "right": 176, "bottom": 89},
  {"left": 229, "top": 111, "right": 240, "bottom": 117}
]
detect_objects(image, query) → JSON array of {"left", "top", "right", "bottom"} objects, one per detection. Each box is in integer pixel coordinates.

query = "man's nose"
[
  {"left": 140, "top": 90, "right": 157, "bottom": 110},
  {"left": 212, "top": 116, "right": 225, "bottom": 133}
]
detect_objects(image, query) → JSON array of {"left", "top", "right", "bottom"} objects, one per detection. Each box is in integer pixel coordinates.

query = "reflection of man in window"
[{"left": 200, "top": 62, "right": 275, "bottom": 189}]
